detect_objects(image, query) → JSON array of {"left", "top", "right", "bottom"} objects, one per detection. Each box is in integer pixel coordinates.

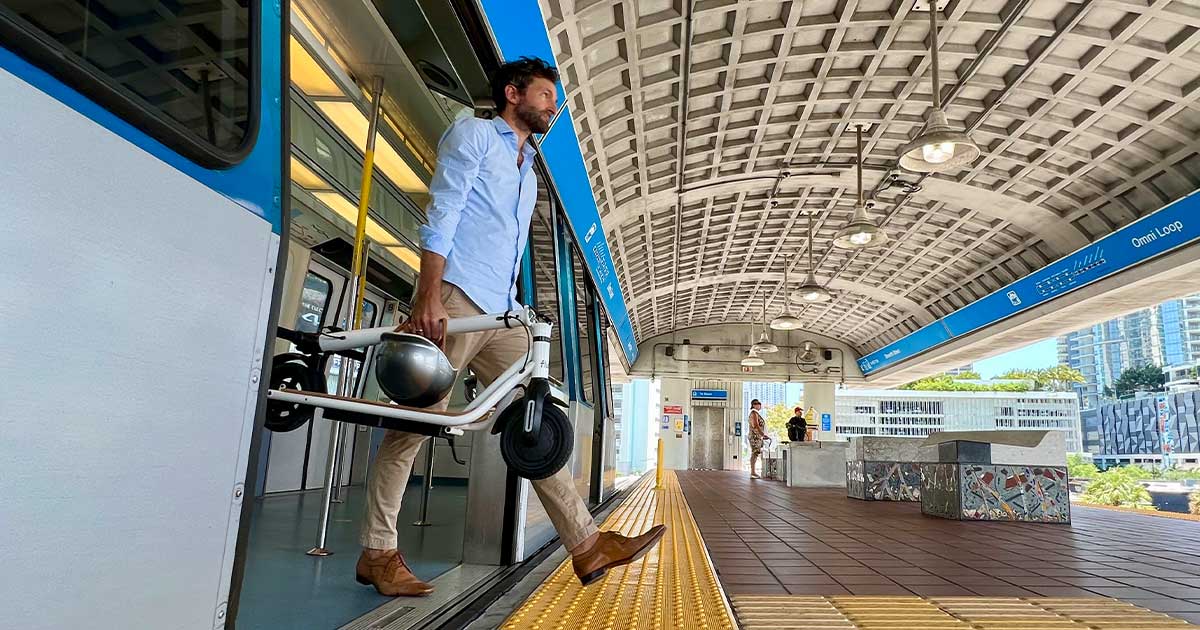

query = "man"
[
  {"left": 747, "top": 399, "right": 766, "bottom": 479},
  {"left": 355, "top": 57, "right": 666, "bottom": 597},
  {"left": 786, "top": 406, "right": 807, "bottom": 442}
]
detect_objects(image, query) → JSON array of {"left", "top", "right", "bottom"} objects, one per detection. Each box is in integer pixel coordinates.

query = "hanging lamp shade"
[
  {"left": 898, "top": 110, "right": 980, "bottom": 173},
  {"left": 792, "top": 273, "right": 832, "bottom": 303},
  {"left": 770, "top": 313, "right": 802, "bottom": 331},
  {"left": 770, "top": 258, "right": 804, "bottom": 330},
  {"left": 897, "top": 6, "right": 979, "bottom": 174},
  {"left": 792, "top": 211, "right": 831, "bottom": 303},
  {"left": 740, "top": 350, "right": 765, "bottom": 367},
  {"left": 752, "top": 331, "right": 779, "bottom": 354},
  {"left": 834, "top": 205, "right": 889, "bottom": 249},
  {"left": 835, "top": 124, "right": 889, "bottom": 249}
]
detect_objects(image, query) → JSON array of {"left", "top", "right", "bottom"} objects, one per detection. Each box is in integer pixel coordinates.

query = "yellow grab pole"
[
  {"left": 655, "top": 437, "right": 665, "bottom": 489},
  {"left": 350, "top": 76, "right": 385, "bottom": 330}
]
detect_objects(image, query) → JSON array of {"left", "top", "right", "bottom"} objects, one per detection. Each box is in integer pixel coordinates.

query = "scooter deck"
[{"left": 266, "top": 388, "right": 500, "bottom": 436}]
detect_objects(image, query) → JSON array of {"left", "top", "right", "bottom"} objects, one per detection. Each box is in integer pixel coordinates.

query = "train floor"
[
  {"left": 494, "top": 470, "right": 1200, "bottom": 629},
  {"left": 237, "top": 482, "right": 467, "bottom": 630}
]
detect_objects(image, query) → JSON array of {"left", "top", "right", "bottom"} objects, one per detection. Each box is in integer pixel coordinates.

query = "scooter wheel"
[
  {"left": 499, "top": 403, "right": 573, "bottom": 480},
  {"left": 265, "top": 356, "right": 323, "bottom": 432}
]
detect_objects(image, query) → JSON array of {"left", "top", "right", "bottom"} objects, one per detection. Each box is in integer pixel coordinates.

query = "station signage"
[
  {"left": 859, "top": 190, "right": 1200, "bottom": 375},
  {"left": 476, "top": 0, "right": 640, "bottom": 366},
  {"left": 691, "top": 389, "right": 728, "bottom": 401},
  {"left": 663, "top": 405, "right": 684, "bottom": 415}
]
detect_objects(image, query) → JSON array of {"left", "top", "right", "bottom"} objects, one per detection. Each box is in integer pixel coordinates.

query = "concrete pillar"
[
  {"left": 803, "top": 382, "right": 837, "bottom": 441},
  {"left": 658, "top": 377, "right": 691, "bottom": 469}
]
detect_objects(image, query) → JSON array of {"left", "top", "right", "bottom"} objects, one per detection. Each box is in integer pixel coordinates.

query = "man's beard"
[{"left": 515, "top": 102, "right": 552, "bottom": 134}]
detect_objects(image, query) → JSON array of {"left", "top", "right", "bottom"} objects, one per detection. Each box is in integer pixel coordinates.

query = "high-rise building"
[
  {"left": 614, "top": 379, "right": 656, "bottom": 476},
  {"left": 1057, "top": 294, "right": 1200, "bottom": 410},
  {"left": 741, "top": 381, "right": 803, "bottom": 418}
]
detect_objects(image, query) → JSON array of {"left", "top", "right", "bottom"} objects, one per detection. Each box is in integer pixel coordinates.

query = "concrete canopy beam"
[{"left": 629, "top": 323, "right": 865, "bottom": 383}]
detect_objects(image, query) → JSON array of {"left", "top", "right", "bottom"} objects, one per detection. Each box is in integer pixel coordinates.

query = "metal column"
[
  {"left": 306, "top": 75, "right": 384, "bottom": 556},
  {"left": 412, "top": 440, "right": 435, "bottom": 527}
]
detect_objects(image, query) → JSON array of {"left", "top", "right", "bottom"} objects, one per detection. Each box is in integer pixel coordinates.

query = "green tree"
[
  {"left": 1112, "top": 364, "right": 1166, "bottom": 399},
  {"left": 1067, "top": 454, "right": 1099, "bottom": 479},
  {"left": 1081, "top": 466, "right": 1154, "bottom": 508},
  {"left": 899, "top": 374, "right": 1031, "bottom": 392},
  {"left": 998, "top": 365, "right": 1084, "bottom": 391},
  {"left": 763, "top": 403, "right": 801, "bottom": 441},
  {"left": 1160, "top": 467, "right": 1200, "bottom": 481},
  {"left": 953, "top": 370, "right": 982, "bottom": 379},
  {"left": 1035, "top": 365, "right": 1087, "bottom": 392}
]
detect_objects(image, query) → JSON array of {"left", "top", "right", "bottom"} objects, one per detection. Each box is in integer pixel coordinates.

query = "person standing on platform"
[
  {"left": 787, "top": 406, "right": 807, "bottom": 442},
  {"left": 355, "top": 56, "right": 665, "bottom": 598},
  {"left": 748, "top": 399, "right": 767, "bottom": 478}
]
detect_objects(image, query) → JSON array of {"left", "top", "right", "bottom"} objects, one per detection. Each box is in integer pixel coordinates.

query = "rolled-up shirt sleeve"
[{"left": 419, "top": 119, "right": 487, "bottom": 258}]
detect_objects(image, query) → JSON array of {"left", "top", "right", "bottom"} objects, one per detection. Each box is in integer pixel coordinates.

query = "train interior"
[{"left": 236, "top": 1, "right": 629, "bottom": 627}]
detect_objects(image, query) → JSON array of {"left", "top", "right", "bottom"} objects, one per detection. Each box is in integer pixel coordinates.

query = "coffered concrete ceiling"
[{"left": 541, "top": 0, "right": 1200, "bottom": 359}]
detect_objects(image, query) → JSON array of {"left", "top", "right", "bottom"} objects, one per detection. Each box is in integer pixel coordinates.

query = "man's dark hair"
[
  {"left": 491, "top": 57, "right": 559, "bottom": 113},
  {"left": 751, "top": 399, "right": 761, "bottom": 406}
]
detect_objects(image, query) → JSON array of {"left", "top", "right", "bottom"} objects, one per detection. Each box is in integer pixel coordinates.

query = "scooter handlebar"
[{"left": 314, "top": 308, "right": 539, "bottom": 353}]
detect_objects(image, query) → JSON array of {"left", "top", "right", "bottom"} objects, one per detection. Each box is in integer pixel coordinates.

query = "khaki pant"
[{"left": 360, "top": 283, "right": 598, "bottom": 551}]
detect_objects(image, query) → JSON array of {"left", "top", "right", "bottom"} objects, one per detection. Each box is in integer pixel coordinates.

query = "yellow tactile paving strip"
[
  {"left": 501, "top": 471, "right": 737, "bottom": 630},
  {"left": 732, "top": 595, "right": 1195, "bottom": 629}
]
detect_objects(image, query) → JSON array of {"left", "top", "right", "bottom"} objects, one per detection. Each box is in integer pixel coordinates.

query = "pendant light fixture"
[
  {"left": 752, "top": 299, "right": 779, "bottom": 354},
  {"left": 791, "top": 211, "right": 832, "bottom": 303},
  {"left": 897, "top": 5, "right": 980, "bottom": 173},
  {"left": 770, "top": 258, "right": 803, "bottom": 330},
  {"left": 741, "top": 320, "right": 766, "bottom": 366},
  {"left": 834, "top": 125, "right": 889, "bottom": 249},
  {"left": 740, "top": 350, "right": 765, "bottom": 367}
]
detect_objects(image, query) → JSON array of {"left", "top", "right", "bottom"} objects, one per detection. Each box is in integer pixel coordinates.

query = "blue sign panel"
[
  {"left": 857, "top": 322, "right": 952, "bottom": 374},
  {"left": 821, "top": 413, "right": 832, "bottom": 431},
  {"left": 860, "top": 189, "right": 1200, "bottom": 375},
  {"left": 691, "top": 389, "right": 728, "bottom": 400},
  {"left": 476, "top": 0, "right": 638, "bottom": 365}
]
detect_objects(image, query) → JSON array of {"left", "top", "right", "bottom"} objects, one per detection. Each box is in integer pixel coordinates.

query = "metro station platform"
[{"left": 497, "top": 470, "right": 1200, "bottom": 629}]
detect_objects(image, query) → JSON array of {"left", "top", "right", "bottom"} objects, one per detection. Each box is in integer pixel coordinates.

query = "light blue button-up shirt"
[{"left": 419, "top": 116, "right": 537, "bottom": 313}]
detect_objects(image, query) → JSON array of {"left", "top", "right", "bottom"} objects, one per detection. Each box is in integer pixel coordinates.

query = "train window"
[
  {"left": 296, "top": 272, "right": 332, "bottom": 333},
  {"left": 528, "top": 195, "right": 565, "bottom": 383},
  {"left": 570, "top": 246, "right": 595, "bottom": 404},
  {"left": 0, "top": 1, "right": 256, "bottom": 167},
  {"left": 362, "top": 300, "right": 377, "bottom": 328},
  {"left": 598, "top": 305, "right": 614, "bottom": 418}
]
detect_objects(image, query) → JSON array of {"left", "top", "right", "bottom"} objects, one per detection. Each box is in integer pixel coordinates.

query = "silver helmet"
[{"left": 374, "top": 332, "right": 457, "bottom": 407}]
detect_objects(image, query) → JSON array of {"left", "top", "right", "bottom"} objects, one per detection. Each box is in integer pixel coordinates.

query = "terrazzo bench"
[
  {"left": 845, "top": 436, "right": 929, "bottom": 502},
  {"left": 918, "top": 430, "right": 1070, "bottom": 523}
]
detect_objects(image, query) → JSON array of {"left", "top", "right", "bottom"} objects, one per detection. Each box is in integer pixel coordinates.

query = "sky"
[{"left": 973, "top": 338, "right": 1060, "bottom": 378}]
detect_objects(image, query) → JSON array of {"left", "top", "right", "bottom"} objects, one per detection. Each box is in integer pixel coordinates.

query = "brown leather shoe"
[
  {"left": 355, "top": 550, "right": 434, "bottom": 597},
  {"left": 571, "top": 525, "right": 667, "bottom": 586}
]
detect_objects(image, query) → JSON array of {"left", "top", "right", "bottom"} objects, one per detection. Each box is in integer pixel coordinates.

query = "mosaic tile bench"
[
  {"left": 846, "top": 437, "right": 927, "bottom": 502},
  {"left": 918, "top": 432, "right": 1070, "bottom": 523}
]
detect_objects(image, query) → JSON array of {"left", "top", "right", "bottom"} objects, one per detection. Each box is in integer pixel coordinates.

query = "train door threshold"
[{"left": 337, "top": 564, "right": 501, "bottom": 630}]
